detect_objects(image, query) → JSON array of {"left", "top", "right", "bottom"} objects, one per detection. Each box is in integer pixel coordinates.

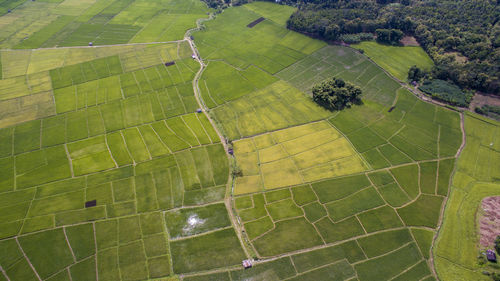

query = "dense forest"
[{"left": 284, "top": 0, "right": 500, "bottom": 95}]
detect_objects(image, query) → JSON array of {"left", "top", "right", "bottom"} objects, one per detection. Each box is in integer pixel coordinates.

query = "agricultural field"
[
  {"left": 0, "top": 0, "right": 208, "bottom": 49},
  {"left": 0, "top": 1, "right": 490, "bottom": 281},
  {"left": 351, "top": 41, "right": 434, "bottom": 81},
  {"left": 233, "top": 121, "right": 368, "bottom": 194},
  {"left": 434, "top": 114, "right": 500, "bottom": 281}
]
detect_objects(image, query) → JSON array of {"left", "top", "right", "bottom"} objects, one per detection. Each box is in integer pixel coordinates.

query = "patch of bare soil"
[
  {"left": 400, "top": 36, "right": 419, "bottom": 46},
  {"left": 479, "top": 196, "right": 500, "bottom": 248},
  {"left": 469, "top": 93, "right": 500, "bottom": 110},
  {"left": 445, "top": 51, "right": 468, "bottom": 64}
]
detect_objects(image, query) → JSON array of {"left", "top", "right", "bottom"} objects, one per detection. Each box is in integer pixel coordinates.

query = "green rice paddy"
[
  {"left": 0, "top": 1, "right": 494, "bottom": 281},
  {"left": 352, "top": 41, "right": 434, "bottom": 81}
]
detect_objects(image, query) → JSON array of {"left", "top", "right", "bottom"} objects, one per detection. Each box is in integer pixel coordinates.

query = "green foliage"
[
  {"left": 476, "top": 105, "right": 500, "bottom": 120},
  {"left": 408, "top": 65, "right": 426, "bottom": 82},
  {"left": 340, "top": 33, "right": 374, "bottom": 44},
  {"left": 376, "top": 29, "right": 403, "bottom": 45},
  {"left": 312, "top": 77, "right": 362, "bottom": 111},
  {"left": 287, "top": 0, "right": 500, "bottom": 94},
  {"left": 419, "top": 79, "right": 473, "bottom": 107}
]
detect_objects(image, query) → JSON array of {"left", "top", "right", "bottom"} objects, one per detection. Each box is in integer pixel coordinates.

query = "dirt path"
[{"left": 184, "top": 16, "right": 253, "bottom": 259}]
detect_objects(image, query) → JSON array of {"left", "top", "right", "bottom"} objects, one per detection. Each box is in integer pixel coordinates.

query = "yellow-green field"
[{"left": 233, "top": 121, "right": 368, "bottom": 194}]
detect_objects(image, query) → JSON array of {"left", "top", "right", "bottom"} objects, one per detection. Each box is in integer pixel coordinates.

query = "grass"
[
  {"left": 357, "top": 229, "right": 413, "bottom": 258},
  {"left": 18, "top": 229, "right": 74, "bottom": 279},
  {"left": 397, "top": 195, "right": 444, "bottom": 228},
  {"left": 170, "top": 228, "right": 246, "bottom": 273},
  {"left": 291, "top": 241, "right": 365, "bottom": 273},
  {"left": 355, "top": 243, "right": 423, "bottom": 281},
  {"left": 315, "top": 216, "right": 364, "bottom": 243},
  {"left": 243, "top": 1, "right": 296, "bottom": 27},
  {"left": 252, "top": 218, "right": 323, "bottom": 257},
  {"left": 266, "top": 199, "right": 303, "bottom": 221},
  {"left": 352, "top": 41, "right": 434, "bottom": 81},
  {"left": 289, "top": 260, "right": 355, "bottom": 281}
]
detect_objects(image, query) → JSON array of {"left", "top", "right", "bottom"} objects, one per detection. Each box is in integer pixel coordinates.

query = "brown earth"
[
  {"left": 400, "top": 36, "right": 420, "bottom": 46},
  {"left": 479, "top": 196, "right": 500, "bottom": 248},
  {"left": 445, "top": 51, "right": 468, "bottom": 64},
  {"left": 469, "top": 93, "right": 500, "bottom": 110}
]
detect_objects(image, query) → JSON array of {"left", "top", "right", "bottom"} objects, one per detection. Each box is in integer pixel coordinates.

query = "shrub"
[
  {"left": 340, "top": 33, "right": 374, "bottom": 44},
  {"left": 418, "top": 79, "right": 473, "bottom": 107},
  {"left": 408, "top": 65, "right": 426, "bottom": 82},
  {"left": 376, "top": 29, "right": 403, "bottom": 45},
  {"left": 476, "top": 105, "right": 500, "bottom": 119},
  {"left": 312, "top": 77, "right": 362, "bottom": 110}
]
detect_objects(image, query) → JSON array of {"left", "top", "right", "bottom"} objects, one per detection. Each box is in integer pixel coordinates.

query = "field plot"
[
  {"left": 0, "top": 42, "right": 193, "bottom": 129},
  {"left": 278, "top": 46, "right": 462, "bottom": 167},
  {"left": 0, "top": 0, "right": 208, "bottom": 49},
  {"left": 194, "top": 4, "right": 325, "bottom": 75},
  {"left": 233, "top": 121, "right": 368, "bottom": 194},
  {"left": 234, "top": 165, "right": 444, "bottom": 262},
  {"left": 352, "top": 41, "right": 434, "bottom": 81},
  {"left": 0, "top": 1, "right": 473, "bottom": 280},
  {"left": 212, "top": 80, "right": 331, "bottom": 140},
  {"left": 435, "top": 114, "right": 500, "bottom": 281}
]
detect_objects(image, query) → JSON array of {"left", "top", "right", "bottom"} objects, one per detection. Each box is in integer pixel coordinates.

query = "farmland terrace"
[{"left": 0, "top": 1, "right": 498, "bottom": 281}]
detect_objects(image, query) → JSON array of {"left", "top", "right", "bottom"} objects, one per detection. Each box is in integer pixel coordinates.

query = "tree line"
[{"left": 285, "top": 0, "right": 500, "bottom": 95}]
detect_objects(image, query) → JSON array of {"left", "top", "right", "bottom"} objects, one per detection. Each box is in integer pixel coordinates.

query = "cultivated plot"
[
  {"left": 435, "top": 114, "right": 500, "bottom": 281},
  {"left": 233, "top": 121, "right": 368, "bottom": 194},
  {"left": 0, "top": 0, "right": 208, "bottom": 49},
  {"left": 352, "top": 41, "right": 434, "bottom": 81},
  {"left": 194, "top": 4, "right": 325, "bottom": 75}
]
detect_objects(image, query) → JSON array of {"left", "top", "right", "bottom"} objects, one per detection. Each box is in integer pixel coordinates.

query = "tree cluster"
[
  {"left": 286, "top": 0, "right": 500, "bottom": 95},
  {"left": 407, "top": 65, "right": 426, "bottom": 82},
  {"left": 200, "top": 0, "right": 230, "bottom": 9},
  {"left": 312, "top": 77, "right": 362, "bottom": 110},
  {"left": 375, "top": 29, "right": 403, "bottom": 45}
]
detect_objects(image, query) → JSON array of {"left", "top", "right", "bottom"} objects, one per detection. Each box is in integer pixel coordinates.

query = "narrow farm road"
[{"left": 184, "top": 16, "right": 253, "bottom": 259}]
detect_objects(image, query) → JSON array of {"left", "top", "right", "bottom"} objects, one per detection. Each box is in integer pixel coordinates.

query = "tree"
[
  {"left": 408, "top": 65, "right": 426, "bottom": 82},
  {"left": 376, "top": 28, "right": 403, "bottom": 45},
  {"left": 312, "top": 77, "right": 362, "bottom": 110}
]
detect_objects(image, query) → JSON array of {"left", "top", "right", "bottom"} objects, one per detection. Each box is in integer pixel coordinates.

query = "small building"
[
  {"left": 228, "top": 148, "right": 234, "bottom": 155},
  {"left": 7, "top": 9, "right": 11, "bottom": 13},
  {"left": 89, "top": 42, "right": 93, "bottom": 46},
  {"left": 242, "top": 259, "right": 252, "bottom": 269},
  {"left": 191, "top": 54, "right": 196, "bottom": 59},
  {"left": 411, "top": 81, "right": 418, "bottom": 87},
  {"left": 486, "top": 250, "right": 497, "bottom": 262},
  {"left": 196, "top": 108, "right": 202, "bottom": 113}
]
